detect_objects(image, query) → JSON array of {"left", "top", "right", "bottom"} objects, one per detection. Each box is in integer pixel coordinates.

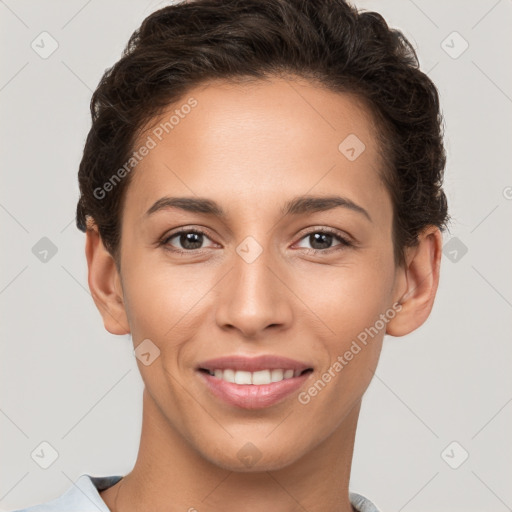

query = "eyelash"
[{"left": 159, "top": 227, "right": 353, "bottom": 256}]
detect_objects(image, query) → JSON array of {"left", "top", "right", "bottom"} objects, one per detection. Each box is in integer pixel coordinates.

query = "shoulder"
[
  {"left": 349, "top": 491, "right": 382, "bottom": 512},
  {"left": 10, "top": 474, "right": 123, "bottom": 512},
  {"left": 12, "top": 476, "right": 377, "bottom": 512}
]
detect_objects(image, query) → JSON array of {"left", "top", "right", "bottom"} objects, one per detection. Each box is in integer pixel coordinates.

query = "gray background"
[{"left": 1, "top": 1, "right": 511, "bottom": 511}]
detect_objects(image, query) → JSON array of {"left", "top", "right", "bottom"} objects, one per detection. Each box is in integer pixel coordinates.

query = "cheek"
[
  {"left": 295, "top": 254, "right": 394, "bottom": 335},
  {"left": 292, "top": 268, "right": 390, "bottom": 426},
  {"left": 293, "top": 250, "right": 394, "bottom": 385},
  {"left": 121, "top": 260, "right": 216, "bottom": 350}
]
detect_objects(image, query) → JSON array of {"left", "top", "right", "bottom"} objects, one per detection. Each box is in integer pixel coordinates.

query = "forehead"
[{"left": 124, "top": 76, "right": 390, "bottom": 222}]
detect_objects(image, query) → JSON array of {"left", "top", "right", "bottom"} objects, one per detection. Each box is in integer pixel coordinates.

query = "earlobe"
[
  {"left": 85, "top": 221, "right": 130, "bottom": 335},
  {"left": 386, "top": 226, "right": 443, "bottom": 337}
]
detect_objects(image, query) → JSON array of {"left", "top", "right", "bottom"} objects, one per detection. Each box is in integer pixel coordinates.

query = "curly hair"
[{"left": 76, "top": 0, "right": 449, "bottom": 268}]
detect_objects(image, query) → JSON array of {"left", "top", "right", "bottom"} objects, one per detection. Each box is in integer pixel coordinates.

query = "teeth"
[{"left": 206, "top": 368, "right": 303, "bottom": 385}]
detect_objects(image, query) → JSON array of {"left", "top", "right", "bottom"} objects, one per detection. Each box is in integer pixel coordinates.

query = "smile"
[
  {"left": 196, "top": 368, "right": 314, "bottom": 409},
  {"left": 200, "top": 368, "right": 311, "bottom": 385}
]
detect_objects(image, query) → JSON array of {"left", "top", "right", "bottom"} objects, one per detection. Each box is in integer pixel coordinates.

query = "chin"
[
  {"left": 207, "top": 450, "right": 300, "bottom": 473},
  {"left": 192, "top": 433, "right": 305, "bottom": 473}
]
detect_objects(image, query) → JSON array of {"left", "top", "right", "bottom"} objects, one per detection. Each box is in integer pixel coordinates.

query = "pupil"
[
  {"left": 181, "top": 232, "right": 203, "bottom": 250},
  {"left": 310, "top": 233, "right": 332, "bottom": 250}
]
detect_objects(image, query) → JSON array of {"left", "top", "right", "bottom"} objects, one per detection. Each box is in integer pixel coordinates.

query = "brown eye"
[
  {"left": 162, "top": 229, "right": 216, "bottom": 252},
  {"left": 295, "top": 229, "right": 352, "bottom": 253}
]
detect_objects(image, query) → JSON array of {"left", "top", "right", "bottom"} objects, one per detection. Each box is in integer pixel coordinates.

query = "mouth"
[{"left": 195, "top": 354, "right": 314, "bottom": 409}]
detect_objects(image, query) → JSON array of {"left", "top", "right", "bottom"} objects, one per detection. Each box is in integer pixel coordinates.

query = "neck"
[{"left": 101, "top": 387, "right": 360, "bottom": 512}]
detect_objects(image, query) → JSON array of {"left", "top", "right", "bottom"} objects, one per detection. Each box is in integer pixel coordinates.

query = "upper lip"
[{"left": 197, "top": 355, "right": 313, "bottom": 373}]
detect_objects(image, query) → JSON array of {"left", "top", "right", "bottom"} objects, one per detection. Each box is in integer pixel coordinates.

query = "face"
[{"left": 111, "top": 77, "right": 405, "bottom": 471}]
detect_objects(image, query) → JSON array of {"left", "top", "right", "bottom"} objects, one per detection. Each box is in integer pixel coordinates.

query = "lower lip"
[{"left": 197, "top": 370, "right": 312, "bottom": 409}]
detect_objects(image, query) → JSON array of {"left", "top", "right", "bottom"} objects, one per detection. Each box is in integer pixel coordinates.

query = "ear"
[
  {"left": 84, "top": 219, "right": 130, "bottom": 335},
  {"left": 386, "top": 226, "right": 443, "bottom": 337}
]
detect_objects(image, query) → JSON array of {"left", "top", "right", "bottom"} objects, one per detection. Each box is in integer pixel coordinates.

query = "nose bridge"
[
  {"left": 235, "top": 236, "right": 276, "bottom": 296},
  {"left": 214, "top": 233, "right": 292, "bottom": 336}
]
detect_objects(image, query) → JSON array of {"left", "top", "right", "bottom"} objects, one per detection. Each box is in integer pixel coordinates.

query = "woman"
[{"left": 14, "top": 0, "right": 448, "bottom": 510}]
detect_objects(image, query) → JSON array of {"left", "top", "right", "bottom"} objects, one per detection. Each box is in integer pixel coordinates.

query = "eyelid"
[{"left": 295, "top": 225, "right": 353, "bottom": 241}]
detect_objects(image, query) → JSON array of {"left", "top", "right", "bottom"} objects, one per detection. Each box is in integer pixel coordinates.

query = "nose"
[{"left": 214, "top": 241, "right": 293, "bottom": 339}]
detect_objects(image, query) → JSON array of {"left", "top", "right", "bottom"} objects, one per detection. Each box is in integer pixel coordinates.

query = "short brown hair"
[{"left": 76, "top": 0, "right": 449, "bottom": 267}]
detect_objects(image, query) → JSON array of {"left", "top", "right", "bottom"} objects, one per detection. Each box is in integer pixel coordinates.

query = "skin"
[{"left": 85, "top": 76, "right": 442, "bottom": 512}]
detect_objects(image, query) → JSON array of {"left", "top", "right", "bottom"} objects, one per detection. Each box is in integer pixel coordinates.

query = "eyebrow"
[{"left": 144, "top": 194, "right": 372, "bottom": 222}]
